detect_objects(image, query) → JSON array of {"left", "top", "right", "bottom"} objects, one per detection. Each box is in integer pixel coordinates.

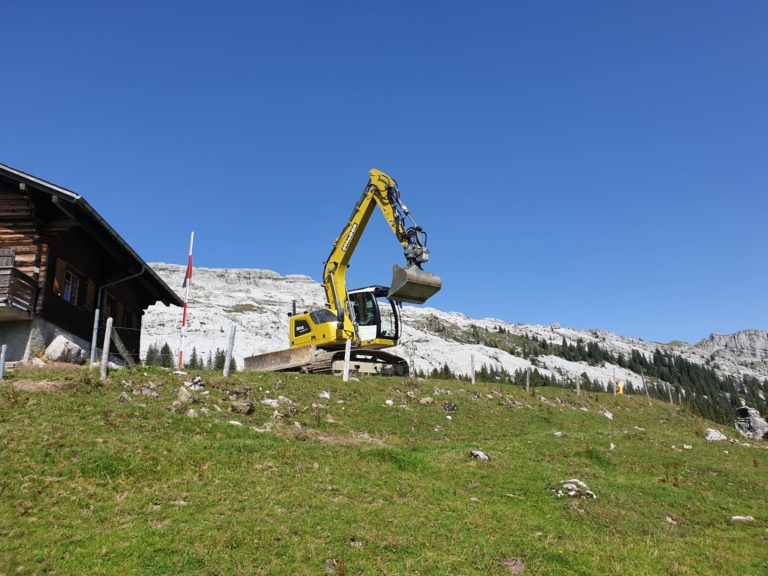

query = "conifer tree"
[
  {"left": 214, "top": 348, "right": 227, "bottom": 370},
  {"left": 187, "top": 347, "right": 199, "bottom": 369},
  {"left": 144, "top": 343, "right": 159, "bottom": 366},
  {"left": 160, "top": 342, "right": 174, "bottom": 369}
]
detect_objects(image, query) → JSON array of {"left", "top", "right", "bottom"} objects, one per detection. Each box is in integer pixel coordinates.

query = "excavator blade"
[
  {"left": 243, "top": 345, "right": 317, "bottom": 372},
  {"left": 387, "top": 264, "right": 442, "bottom": 304}
]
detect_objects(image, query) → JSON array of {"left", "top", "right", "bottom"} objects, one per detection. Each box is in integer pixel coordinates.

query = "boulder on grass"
[{"left": 44, "top": 335, "right": 87, "bottom": 364}]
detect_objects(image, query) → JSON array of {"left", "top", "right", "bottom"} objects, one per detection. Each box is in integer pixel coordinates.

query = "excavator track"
[
  {"left": 305, "top": 349, "right": 409, "bottom": 376},
  {"left": 244, "top": 346, "right": 409, "bottom": 377}
]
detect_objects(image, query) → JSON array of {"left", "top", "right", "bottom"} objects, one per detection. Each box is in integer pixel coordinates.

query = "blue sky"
[{"left": 2, "top": 1, "right": 766, "bottom": 343}]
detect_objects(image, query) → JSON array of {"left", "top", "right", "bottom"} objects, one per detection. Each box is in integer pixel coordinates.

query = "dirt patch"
[
  {"left": 3, "top": 379, "right": 74, "bottom": 392},
  {"left": 256, "top": 421, "right": 388, "bottom": 447}
]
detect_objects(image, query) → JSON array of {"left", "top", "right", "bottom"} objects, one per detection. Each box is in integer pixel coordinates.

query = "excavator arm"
[{"left": 323, "top": 169, "right": 441, "bottom": 333}]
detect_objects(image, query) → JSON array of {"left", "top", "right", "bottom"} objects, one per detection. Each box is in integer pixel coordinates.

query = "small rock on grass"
[
  {"left": 418, "top": 397, "right": 434, "bottom": 405},
  {"left": 186, "top": 409, "right": 198, "bottom": 418},
  {"left": 730, "top": 515, "right": 754, "bottom": 522},
  {"left": 552, "top": 478, "right": 596, "bottom": 499},
  {"left": 600, "top": 408, "right": 614, "bottom": 420},
  {"left": 469, "top": 449, "right": 490, "bottom": 461},
  {"left": 502, "top": 556, "right": 526, "bottom": 573},
  {"left": 706, "top": 428, "right": 728, "bottom": 442},
  {"left": 177, "top": 387, "right": 196, "bottom": 404},
  {"left": 442, "top": 401, "right": 458, "bottom": 412},
  {"left": 230, "top": 400, "right": 254, "bottom": 415}
]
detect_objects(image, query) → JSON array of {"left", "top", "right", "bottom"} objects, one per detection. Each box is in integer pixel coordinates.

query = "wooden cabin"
[{"left": 0, "top": 163, "right": 182, "bottom": 363}]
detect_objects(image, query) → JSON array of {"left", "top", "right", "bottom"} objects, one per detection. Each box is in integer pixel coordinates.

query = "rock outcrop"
[{"left": 734, "top": 406, "right": 768, "bottom": 440}]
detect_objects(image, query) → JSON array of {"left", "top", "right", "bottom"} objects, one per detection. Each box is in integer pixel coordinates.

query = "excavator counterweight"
[{"left": 388, "top": 264, "right": 442, "bottom": 304}]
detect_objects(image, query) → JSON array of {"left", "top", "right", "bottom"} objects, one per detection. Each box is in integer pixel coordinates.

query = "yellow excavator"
[{"left": 244, "top": 169, "right": 441, "bottom": 376}]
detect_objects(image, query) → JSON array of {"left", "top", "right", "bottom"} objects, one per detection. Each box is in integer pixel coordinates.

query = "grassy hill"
[{"left": 1, "top": 366, "right": 766, "bottom": 575}]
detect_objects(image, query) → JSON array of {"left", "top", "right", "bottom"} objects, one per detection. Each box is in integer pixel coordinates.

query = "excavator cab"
[{"left": 348, "top": 286, "right": 400, "bottom": 345}]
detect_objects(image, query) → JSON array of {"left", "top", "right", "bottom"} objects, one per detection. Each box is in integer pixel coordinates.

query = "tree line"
[
  {"left": 144, "top": 342, "right": 236, "bottom": 372},
  {"left": 422, "top": 322, "right": 768, "bottom": 425}
]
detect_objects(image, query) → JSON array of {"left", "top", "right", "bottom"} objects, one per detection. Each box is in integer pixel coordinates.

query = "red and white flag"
[{"left": 182, "top": 248, "right": 193, "bottom": 288}]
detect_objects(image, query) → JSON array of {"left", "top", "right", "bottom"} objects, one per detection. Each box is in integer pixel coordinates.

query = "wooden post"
[
  {"left": 223, "top": 325, "right": 236, "bottom": 377},
  {"left": 111, "top": 327, "right": 135, "bottom": 368},
  {"left": 575, "top": 374, "right": 580, "bottom": 396},
  {"left": 640, "top": 370, "right": 651, "bottom": 403},
  {"left": 0, "top": 344, "right": 6, "bottom": 380},
  {"left": 100, "top": 317, "right": 113, "bottom": 382},
  {"left": 612, "top": 369, "right": 617, "bottom": 396},
  {"left": 525, "top": 368, "right": 530, "bottom": 392},
  {"left": 342, "top": 338, "right": 352, "bottom": 382},
  {"left": 470, "top": 354, "right": 476, "bottom": 384}
]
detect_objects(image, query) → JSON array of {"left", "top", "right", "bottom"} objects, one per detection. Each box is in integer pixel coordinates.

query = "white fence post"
[
  {"left": 100, "top": 317, "right": 113, "bottom": 382},
  {"left": 0, "top": 344, "right": 6, "bottom": 380},
  {"left": 525, "top": 368, "right": 530, "bottom": 392},
  {"left": 342, "top": 338, "right": 352, "bottom": 382},
  {"left": 470, "top": 354, "right": 476, "bottom": 384},
  {"left": 223, "top": 325, "right": 236, "bottom": 377}
]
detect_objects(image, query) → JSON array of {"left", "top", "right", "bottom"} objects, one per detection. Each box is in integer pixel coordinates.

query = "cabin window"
[
  {"left": 53, "top": 258, "right": 94, "bottom": 310},
  {"left": 63, "top": 270, "right": 80, "bottom": 305}
]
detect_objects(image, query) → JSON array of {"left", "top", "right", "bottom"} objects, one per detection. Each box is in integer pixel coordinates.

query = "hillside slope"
[{"left": 1, "top": 365, "right": 766, "bottom": 575}]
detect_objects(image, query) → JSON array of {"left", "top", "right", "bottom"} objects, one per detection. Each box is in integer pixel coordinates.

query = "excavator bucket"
[{"left": 387, "top": 264, "right": 442, "bottom": 304}]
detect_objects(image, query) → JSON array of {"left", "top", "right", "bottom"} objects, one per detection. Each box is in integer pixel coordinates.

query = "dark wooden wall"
[{"left": 1, "top": 177, "right": 145, "bottom": 359}]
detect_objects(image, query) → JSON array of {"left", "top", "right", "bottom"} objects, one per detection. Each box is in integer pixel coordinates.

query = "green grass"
[{"left": 1, "top": 366, "right": 766, "bottom": 575}]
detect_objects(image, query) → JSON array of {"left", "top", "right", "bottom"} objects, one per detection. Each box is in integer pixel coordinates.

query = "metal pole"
[
  {"left": 342, "top": 338, "right": 352, "bottom": 382},
  {"left": 100, "top": 317, "right": 113, "bottom": 382},
  {"left": 0, "top": 344, "right": 6, "bottom": 380},
  {"left": 89, "top": 307, "right": 100, "bottom": 367},
  {"left": 223, "top": 325, "right": 236, "bottom": 377},
  {"left": 470, "top": 354, "right": 476, "bottom": 384},
  {"left": 179, "top": 231, "right": 195, "bottom": 369}
]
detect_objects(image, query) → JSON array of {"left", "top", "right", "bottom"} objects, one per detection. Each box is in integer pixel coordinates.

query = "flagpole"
[{"left": 179, "top": 231, "right": 194, "bottom": 370}]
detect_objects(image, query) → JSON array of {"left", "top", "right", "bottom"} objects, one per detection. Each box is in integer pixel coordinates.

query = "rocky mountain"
[{"left": 143, "top": 264, "right": 767, "bottom": 403}]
